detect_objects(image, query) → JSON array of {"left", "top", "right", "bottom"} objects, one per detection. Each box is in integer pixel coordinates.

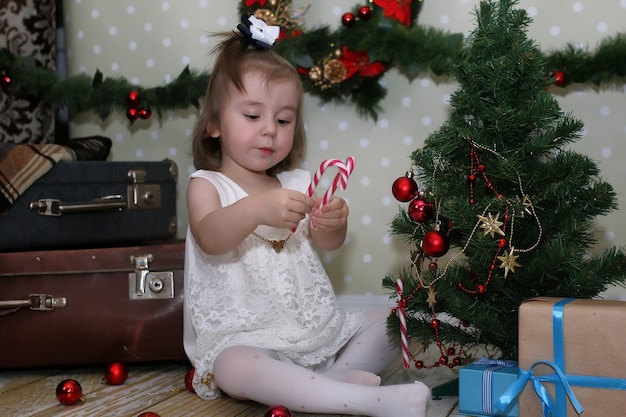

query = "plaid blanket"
[{"left": 0, "top": 136, "right": 112, "bottom": 213}]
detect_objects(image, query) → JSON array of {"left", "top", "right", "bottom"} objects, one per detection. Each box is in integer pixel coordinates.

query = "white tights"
[{"left": 212, "top": 308, "right": 430, "bottom": 417}]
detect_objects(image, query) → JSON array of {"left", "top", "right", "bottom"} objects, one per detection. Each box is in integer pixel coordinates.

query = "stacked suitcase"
[{"left": 0, "top": 160, "right": 187, "bottom": 368}]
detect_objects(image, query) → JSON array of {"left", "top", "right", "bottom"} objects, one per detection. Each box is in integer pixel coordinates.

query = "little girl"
[{"left": 183, "top": 16, "right": 430, "bottom": 417}]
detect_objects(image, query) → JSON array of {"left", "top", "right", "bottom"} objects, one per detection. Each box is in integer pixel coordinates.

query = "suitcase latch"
[
  {"left": 129, "top": 254, "right": 174, "bottom": 300},
  {"left": 127, "top": 169, "right": 162, "bottom": 210}
]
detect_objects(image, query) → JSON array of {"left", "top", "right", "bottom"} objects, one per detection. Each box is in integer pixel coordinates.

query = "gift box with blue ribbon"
[
  {"left": 459, "top": 357, "right": 519, "bottom": 417},
  {"left": 496, "top": 297, "right": 626, "bottom": 417}
]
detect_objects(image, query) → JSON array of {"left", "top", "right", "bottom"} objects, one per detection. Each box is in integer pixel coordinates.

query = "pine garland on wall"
[{"left": 0, "top": 0, "right": 625, "bottom": 122}]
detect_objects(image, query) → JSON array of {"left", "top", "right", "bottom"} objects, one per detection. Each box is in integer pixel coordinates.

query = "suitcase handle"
[
  {"left": 29, "top": 195, "right": 126, "bottom": 216},
  {"left": 0, "top": 294, "right": 68, "bottom": 311}
]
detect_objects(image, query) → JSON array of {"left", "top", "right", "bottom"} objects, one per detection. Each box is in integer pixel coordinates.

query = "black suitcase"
[
  {"left": 0, "top": 160, "right": 178, "bottom": 251},
  {"left": 0, "top": 240, "right": 186, "bottom": 368}
]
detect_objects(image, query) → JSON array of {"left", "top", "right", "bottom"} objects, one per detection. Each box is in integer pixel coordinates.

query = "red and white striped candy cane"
[
  {"left": 307, "top": 157, "right": 355, "bottom": 207},
  {"left": 396, "top": 278, "right": 410, "bottom": 369}
]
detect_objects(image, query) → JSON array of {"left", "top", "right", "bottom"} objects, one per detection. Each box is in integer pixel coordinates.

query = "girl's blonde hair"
[{"left": 191, "top": 34, "right": 306, "bottom": 175}]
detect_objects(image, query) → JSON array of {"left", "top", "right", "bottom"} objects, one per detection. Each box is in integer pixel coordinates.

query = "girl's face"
[{"left": 210, "top": 71, "right": 300, "bottom": 177}]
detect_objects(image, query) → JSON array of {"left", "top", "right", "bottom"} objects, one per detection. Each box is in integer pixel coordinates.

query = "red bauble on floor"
[
  {"left": 105, "top": 362, "right": 128, "bottom": 385},
  {"left": 56, "top": 379, "right": 83, "bottom": 405},
  {"left": 265, "top": 405, "right": 293, "bottom": 417}
]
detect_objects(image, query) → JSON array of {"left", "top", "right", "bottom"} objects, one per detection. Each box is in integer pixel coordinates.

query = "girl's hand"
[
  {"left": 254, "top": 188, "right": 315, "bottom": 230},
  {"left": 310, "top": 197, "right": 349, "bottom": 232}
]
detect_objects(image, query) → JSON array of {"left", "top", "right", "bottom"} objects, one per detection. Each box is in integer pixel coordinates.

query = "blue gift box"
[{"left": 459, "top": 357, "right": 519, "bottom": 417}]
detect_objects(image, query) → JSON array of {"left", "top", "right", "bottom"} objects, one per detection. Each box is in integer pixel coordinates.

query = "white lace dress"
[{"left": 183, "top": 169, "right": 363, "bottom": 400}]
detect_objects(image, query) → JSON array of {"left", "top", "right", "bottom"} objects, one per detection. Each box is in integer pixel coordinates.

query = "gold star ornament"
[
  {"left": 478, "top": 212, "right": 506, "bottom": 238},
  {"left": 427, "top": 286, "right": 438, "bottom": 310},
  {"left": 498, "top": 248, "right": 522, "bottom": 278}
]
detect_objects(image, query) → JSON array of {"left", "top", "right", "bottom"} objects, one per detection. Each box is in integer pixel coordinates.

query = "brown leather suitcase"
[{"left": 0, "top": 240, "right": 186, "bottom": 368}]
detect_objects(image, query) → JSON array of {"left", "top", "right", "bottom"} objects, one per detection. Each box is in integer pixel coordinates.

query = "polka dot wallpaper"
[{"left": 64, "top": 0, "right": 626, "bottom": 298}]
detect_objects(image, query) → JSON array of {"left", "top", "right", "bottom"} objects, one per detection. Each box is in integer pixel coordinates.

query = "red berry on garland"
[
  {"left": 358, "top": 6, "right": 372, "bottom": 20},
  {"left": 138, "top": 413, "right": 161, "bottom": 417},
  {"left": 104, "top": 362, "right": 128, "bottom": 385},
  {"left": 552, "top": 70, "right": 567, "bottom": 87},
  {"left": 56, "top": 379, "right": 83, "bottom": 405},
  {"left": 422, "top": 229, "right": 450, "bottom": 258},
  {"left": 341, "top": 12, "right": 356, "bottom": 27},
  {"left": 128, "top": 90, "right": 141, "bottom": 108},
  {"left": 265, "top": 405, "right": 293, "bottom": 417},
  {"left": 184, "top": 368, "right": 195, "bottom": 393},
  {"left": 1, "top": 72, "right": 10, "bottom": 86},
  {"left": 408, "top": 197, "right": 433, "bottom": 223},
  {"left": 138, "top": 108, "right": 152, "bottom": 120},
  {"left": 127, "top": 107, "right": 139, "bottom": 121},
  {"left": 392, "top": 172, "right": 418, "bottom": 202}
]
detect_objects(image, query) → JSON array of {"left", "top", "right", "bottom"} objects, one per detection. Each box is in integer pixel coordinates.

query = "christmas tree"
[{"left": 383, "top": 0, "right": 626, "bottom": 364}]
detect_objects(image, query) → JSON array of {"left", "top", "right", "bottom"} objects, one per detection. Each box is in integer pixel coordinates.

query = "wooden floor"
[{"left": 0, "top": 346, "right": 465, "bottom": 417}]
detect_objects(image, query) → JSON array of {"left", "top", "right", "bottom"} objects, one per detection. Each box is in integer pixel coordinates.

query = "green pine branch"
[{"left": 1, "top": 1, "right": 625, "bottom": 121}]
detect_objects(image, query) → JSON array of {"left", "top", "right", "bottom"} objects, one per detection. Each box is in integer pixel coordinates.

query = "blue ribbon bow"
[{"left": 496, "top": 359, "right": 583, "bottom": 417}]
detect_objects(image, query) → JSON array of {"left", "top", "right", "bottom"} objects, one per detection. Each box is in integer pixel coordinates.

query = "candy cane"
[
  {"left": 307, "top": 157, "right": 355, "bottom": 207},
  {"left": 396, "top": 278, "right": 410, "bottom": 369}
]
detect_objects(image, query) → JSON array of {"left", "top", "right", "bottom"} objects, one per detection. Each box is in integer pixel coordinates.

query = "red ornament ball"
[
  {"left": 1, "top": 72, "right": 11, "bottom": 86},
  {"left": 138, "top": 108, "right": 152, "bottom": 120},
  {"left": 552, "top": 70, "right": 567, "bottom": 87},
  {"left": 407, "top": 197, "right": 433, "bottom": 223},
  {"left": 265, "top": 405, "right": 293, "bottom": 417},
  {"left": 422, "top": 229, "right": 450, "bottom": 258},
  {"left": 391, "top": 175, "right": 418, "bottom": 202},
  {"left": 358, "top": 6, "right": 372, "bottom": 19},
  {"left": 105, "top": 362, "right": 128, "bottom": 385},
  {"left": 184, "top": 368, "right": 196, "bottom": 393},
  {"left": 341, "top": 12, "right": 356, "bottom": 27},
  {"left": 56, "top": 379, "right": 83, "bottom": 405},
  {"left": 127, "top": 107, "right": 139, "bottom": 121},
  {"left": 137, "top": 413, "right": 161, "bottom": 417},
  {"left": 128, "top": 90, "right": 141, "bottom": 107}
]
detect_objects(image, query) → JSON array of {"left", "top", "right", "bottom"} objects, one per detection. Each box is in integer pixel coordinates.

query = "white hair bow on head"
[{"left": 237, "top": 15, "right": 280, "bottom": 49}]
